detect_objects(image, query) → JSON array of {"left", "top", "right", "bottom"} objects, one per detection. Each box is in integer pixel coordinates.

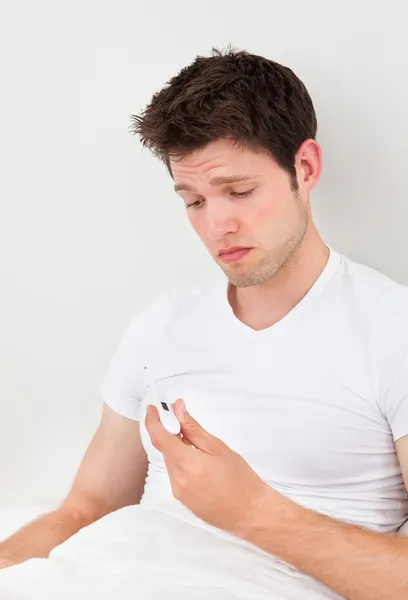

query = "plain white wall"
[{"left": 1, "top": 0, "right": 407, "bottom": 509}]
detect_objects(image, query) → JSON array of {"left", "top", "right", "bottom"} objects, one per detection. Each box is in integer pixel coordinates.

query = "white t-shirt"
[{"left": 100, "top": 246, "right": 408, "bottom": 534}]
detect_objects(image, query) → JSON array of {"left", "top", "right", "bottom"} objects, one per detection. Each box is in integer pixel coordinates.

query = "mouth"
[{"left": 218, "top": 248, "right": 252, "bottom": 264}]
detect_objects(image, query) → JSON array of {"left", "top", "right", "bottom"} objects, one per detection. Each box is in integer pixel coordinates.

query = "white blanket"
[{"left": 0, "top": 501, "right": 343, "bottom": 600}]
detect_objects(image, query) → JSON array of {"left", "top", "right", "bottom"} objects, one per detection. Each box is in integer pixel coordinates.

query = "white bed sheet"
[
  {"left": 0, "top": 500, "right": 345, "bottom": 600},
  {"left": 0, "top": 500, "right": 406, "bottom": 600}
]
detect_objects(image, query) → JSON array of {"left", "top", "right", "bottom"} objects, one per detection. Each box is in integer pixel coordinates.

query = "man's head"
[{"left": 131, "top": 47, "right": 322, "bottom": 288}]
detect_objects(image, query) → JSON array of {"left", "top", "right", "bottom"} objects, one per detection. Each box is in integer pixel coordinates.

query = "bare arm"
[
  {"left": 0, "top": 403, "right": 148, "bottom": 568},
  {"left": 242, "top": 435, "right": 408, "bottom": 600}
]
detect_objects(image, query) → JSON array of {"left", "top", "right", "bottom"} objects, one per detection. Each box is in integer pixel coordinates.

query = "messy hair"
[{"left": 130, "top": 46, "right": 317, "bottom": 190}]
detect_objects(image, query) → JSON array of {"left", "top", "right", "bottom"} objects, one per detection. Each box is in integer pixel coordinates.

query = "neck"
[{"left": 228, "top": 231, "right": 330, "bottom": 331}]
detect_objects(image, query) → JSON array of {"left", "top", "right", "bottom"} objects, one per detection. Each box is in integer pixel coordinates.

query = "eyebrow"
[{"left": 174, "top": 175, "right": 257, "bottom": 193}]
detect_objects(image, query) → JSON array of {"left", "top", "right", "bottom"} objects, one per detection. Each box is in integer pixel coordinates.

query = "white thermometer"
[{"left": 150, "top": 380, "right": 181, "bottom": 436}]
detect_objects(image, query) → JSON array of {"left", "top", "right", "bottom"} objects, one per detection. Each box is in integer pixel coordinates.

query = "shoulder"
[
  {"left": 128, "top": 276, "right": 220, "bottom": 334},
  {"left": 339, "top": 253, "right": 408, "bottom": 366},
  {"left": 339, "top": 253, "right": 408, "bottom": 321}
]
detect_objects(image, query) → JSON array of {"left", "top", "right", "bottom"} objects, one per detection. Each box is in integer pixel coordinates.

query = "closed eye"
[
  {"left": 186, "top": 187, "right": 255, "bottom": 209},
  {"left": 230, "top": 188, "right": 255, "bottom": 198}
]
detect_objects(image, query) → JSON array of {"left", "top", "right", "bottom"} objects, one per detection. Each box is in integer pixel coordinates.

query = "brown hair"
[{"left": 130, "top": 46, "right": 317, "bottom": 190}]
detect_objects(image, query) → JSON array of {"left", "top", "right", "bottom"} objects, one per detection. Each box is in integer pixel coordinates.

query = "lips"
[
  {"left": 219, "top": 246, "right": 250, "bottom": 256},
  {"left": 218, "top": 247, "right": 252, "bottom": 263}
]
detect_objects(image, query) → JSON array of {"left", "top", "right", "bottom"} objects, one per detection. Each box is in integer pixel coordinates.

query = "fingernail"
[{"left": 174, "top": 398, "right": 186, "bottom": 413}]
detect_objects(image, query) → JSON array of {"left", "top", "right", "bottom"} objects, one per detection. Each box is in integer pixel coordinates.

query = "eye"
[
  {"left": 185, "top": 200, "right": 204, "bottom": 209},
  {"left": 230, "top": 188, "right": 255, "bottom": 198},
  {"left": 185, "top": 187, "right": 255, "bottom": 209}
]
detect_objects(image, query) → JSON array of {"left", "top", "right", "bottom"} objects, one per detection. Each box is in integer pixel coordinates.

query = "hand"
[
  {"left": 0, "top": 557, "right": 16, "bottom": 570},
  {"left": 145, "top": 398, "right": 274, "bottom": 538}
]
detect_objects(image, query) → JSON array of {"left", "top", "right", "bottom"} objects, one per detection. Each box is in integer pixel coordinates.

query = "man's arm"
[
  {"left": 241, "top": 434, "right": 408, "bottom": 600},
  {"left": 0, "top": 403, "right": 148, "bottom": 568}
]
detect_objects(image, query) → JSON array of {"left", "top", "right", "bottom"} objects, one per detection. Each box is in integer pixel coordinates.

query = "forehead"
[{"left": 170, "top": 139, "right": 276, "bottom": 181}]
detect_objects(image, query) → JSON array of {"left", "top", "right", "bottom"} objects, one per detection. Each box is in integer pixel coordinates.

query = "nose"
[{"left": 206, "top": 201, "right": 239, "bottom": 242}]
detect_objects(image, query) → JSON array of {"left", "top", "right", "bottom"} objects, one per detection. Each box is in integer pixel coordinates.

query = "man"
[{"left": 1, "top": 47, "right": 407, "bottom": 599}]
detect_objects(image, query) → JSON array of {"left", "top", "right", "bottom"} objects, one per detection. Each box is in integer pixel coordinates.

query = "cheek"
[
  {"left": 256, "top": 190, "right": 293, "bottom": 223},
  {"left": 250, "top": 196, "right": 281, "bottom": 225},
  {"left": 186, "top": 211, "right": 201, "bottom": 232},
  {"left": 253, "top": 203, "right": 275, "bottom": 222},
  {"left": 186, "top": 212, "right": 209, "bottom": 245}
]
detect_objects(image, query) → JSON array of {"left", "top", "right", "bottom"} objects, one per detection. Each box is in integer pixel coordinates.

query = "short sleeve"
[
  {"left": 100, "top": 293, "right": 171, "bottom": 421},
  {"left": 382, "top": 354, "right": 408, "bottom": 442},
  {"left": 371, "top": 283, "right": 408, "bottom": 442}
]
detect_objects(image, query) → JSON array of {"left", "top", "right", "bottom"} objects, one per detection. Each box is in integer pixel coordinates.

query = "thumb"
[{"left": 173, "top": 399, "right": 218, "bottom": 453}]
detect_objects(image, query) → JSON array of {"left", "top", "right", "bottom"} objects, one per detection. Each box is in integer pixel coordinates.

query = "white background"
[{"left": 1, "top": 0, "right": 407, "bottom": 524}]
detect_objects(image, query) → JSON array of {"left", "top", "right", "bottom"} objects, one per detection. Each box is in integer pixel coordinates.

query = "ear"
[{"left": 296, "top": 139, "right": 322, "bottom": 190}]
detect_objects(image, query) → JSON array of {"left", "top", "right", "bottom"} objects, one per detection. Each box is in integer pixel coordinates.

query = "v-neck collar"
[{"left": 212, "top": 245, "right": 342, "bottom": 340}]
